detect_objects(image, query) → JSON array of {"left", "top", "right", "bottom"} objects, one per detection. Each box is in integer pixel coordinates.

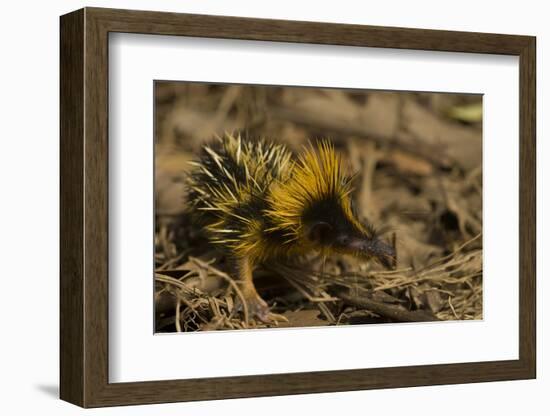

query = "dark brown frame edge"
[{"left": 60, "top": 7, "right": 536, "bottom": 408}]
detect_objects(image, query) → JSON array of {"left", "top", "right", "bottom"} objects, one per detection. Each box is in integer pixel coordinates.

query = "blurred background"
[{"left": 154, "top": 82, "right": 482, "bottom": 332}]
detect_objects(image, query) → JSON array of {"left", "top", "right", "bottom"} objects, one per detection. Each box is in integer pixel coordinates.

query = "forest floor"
[{"left": 154, "top": 82, "right": 483, "bottom": 332}]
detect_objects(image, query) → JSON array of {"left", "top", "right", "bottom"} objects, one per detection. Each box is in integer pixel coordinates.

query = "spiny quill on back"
[{"left": 186, "top": 133, "right": 396, "bottom": 323}]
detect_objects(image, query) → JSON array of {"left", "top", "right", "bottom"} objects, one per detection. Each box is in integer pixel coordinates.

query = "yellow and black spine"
[{"left": 186, "top": 133, "right": 395, "bottom": 267}]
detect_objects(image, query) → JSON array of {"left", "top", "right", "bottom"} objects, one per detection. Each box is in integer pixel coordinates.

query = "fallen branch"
[{"left": 335, "top": 289, "right": 440, "bottom": 323}]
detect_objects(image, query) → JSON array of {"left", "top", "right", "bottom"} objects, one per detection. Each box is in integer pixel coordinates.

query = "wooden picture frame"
[{"left": 60, "top": 7, "right": 536, "bottom": 408}]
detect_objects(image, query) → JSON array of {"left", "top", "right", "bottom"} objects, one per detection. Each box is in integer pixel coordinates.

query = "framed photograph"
[{"left": 60, "top": 7, "right": 536, "bottom": 407}]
